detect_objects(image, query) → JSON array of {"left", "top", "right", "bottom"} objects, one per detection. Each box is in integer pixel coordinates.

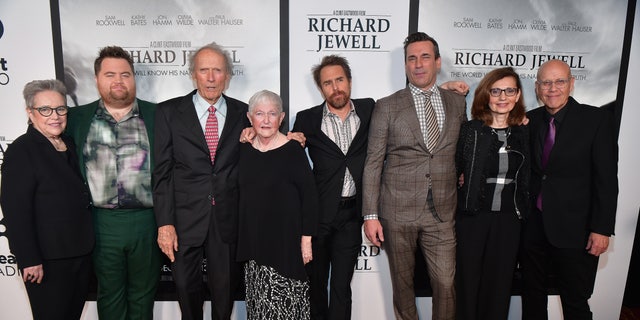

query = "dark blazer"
[
  {"left": 0, "top": 126, "right": 94, "bottom": 270},
  {"left": 153, "top": 90, "right": 249, "bottom": 245},
  {"left": 528, "top": 96, "right": 618, "bottom": 249},
  {"left": 66, "top": 99, "right": 156, "bottom": 181},
  {"left": 292, "top": 98, "right": 375, "bottom": 223},
  {"left": 455, "top": 120, "right": 530, "bottom": 217}
]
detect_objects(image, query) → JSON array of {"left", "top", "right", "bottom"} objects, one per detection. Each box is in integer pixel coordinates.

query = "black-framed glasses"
[
  {"left": 489, "top": 87, "right": 518, "bottom": 97},
  {"left": 537, "top": 78, "right": 571, "bottom": 90},
  {"left": 31, "top": 105, "right": 69, "bottom": 117}
]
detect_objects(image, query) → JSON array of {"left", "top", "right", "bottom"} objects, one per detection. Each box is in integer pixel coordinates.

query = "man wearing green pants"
[{"left": 66, "top": 46, "right": 161, "bottom": 319}]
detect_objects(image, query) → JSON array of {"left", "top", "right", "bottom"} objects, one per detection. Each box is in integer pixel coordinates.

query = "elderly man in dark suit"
[
  {"left": 292, "top": 55, "right": 375, "bottom": 320},
  {"left": 362, "top": 32, "right": 467, "bottom": 320},
  {"left": 153, "top": 42, "right": 248, "bottom": 320},
  {"left": 521, "top": 59, "right": 618, "bottom": 320}
]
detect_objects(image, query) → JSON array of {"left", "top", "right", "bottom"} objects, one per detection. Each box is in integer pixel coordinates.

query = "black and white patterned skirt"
[{"left": 244, "top": 260, "right": 310, "bottom": 320}]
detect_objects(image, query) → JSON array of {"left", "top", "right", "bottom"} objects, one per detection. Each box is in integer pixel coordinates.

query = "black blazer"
[
  {"left": 455, "top": 120, "right": 530, "bottom": 217},
  {"left": 528, "top": 96, "right": 618, "bottom": 249},
  {"left": 292, "top": 98, "right": 375, "bottom": 223},
  {"left": 153, "top": 90, "right": 249, "bottom": 245},
  {"left": 0, "top": 126, "right": 94, "bottom": 270}
]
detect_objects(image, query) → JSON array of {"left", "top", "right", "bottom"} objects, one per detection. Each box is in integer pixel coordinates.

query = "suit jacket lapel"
[
  {"left": 176, "top": 91, "right": 209, "bottom": 153},
  {"left": 435, "top": 91, "right": 454, "bottom": 152},
  {"left": 349, "top": 100, "right": 370, "bottom": 152},
  {"left": 398, "top": 88, "right": 428, "bottom": 152},
  {"left": 433, "top": 90, "right": 465, "bottom": 153},
  {"left": 218, "top": 94, "right": 242, "bottom": 148},
  {"left": 138, "top": 99, "right": 155, "bottom": 168},
  {"left": 310, "top": 104, "right": 344, "bottom": 155},
  {"left": 546, "top": 100, "right": 576, "bottom": 168},
  {"left": 73, "top": 101, "right": 99, "bottom": 179},
  {"left": 215, "top": 95, "right": 249, "bottom": 170},
  {"left": 60, "top": 135, "right": 87, "bottom": 185},
  {"left": 529, "top": 108, "right": 545, "bottom": 169}
]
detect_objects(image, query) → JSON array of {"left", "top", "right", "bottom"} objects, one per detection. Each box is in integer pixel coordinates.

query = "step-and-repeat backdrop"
[{"left": 1, "top": 0, "right": 637, "bottom": 319}]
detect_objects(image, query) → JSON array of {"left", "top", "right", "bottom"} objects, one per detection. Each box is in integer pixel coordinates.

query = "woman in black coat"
[
  {"left": 0, "top": 79, "right": 94, "bottom": 320},
  {"left": 455, "top": 67, "right": 530, "bottom": 320}
]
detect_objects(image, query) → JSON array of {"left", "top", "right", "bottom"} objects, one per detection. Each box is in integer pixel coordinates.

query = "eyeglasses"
[
  {"left": 253, "top": 111, "right": 281, "bottom": 120},
  {"left": 31, "top": 106, "right": 69, "bottom": 117},
  {"left": 537, "top": 78, "right": 572, "bottom": 90},
  {"left": 489, "top": 87, "right": 518, "bottom": 97}
]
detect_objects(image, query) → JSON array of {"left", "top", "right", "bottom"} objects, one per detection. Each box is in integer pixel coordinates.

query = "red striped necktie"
[
  {"left": 205, "top": 105, "right": 219, "bottom": 205},
  {"left": 205, "top": 105, "right": 219, "bottom": 165}
]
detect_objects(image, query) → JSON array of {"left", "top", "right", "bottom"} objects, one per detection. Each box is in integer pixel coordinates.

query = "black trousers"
[
  {"left": 172, "top": 208, "right": 242, "bottom": 320},
  {"left": 456, "top": 211, "right": 521, "bottom": 320},
  {"left": 520, "top": 209, "right": 599, "bottom": 320},
  {"left": 25, "top": 254, "right": 92, "bottom": 320},
  {"left": 306, "top": 198, "right": 362, "bottom": 320}
]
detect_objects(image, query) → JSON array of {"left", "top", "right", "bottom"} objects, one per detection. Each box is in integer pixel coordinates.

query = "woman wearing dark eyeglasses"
[
  {"left": 0, "top": 79, "right": 94, "bottom": 320},
  {"left": 454, "top": 67, "right": 530, "bottom": 320}
]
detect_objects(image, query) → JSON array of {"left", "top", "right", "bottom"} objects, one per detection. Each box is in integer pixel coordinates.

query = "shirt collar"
[
  {"left": 409, "top": 83, "right": 440, "bottom": 98},
  {"left": 544, "top": 97, "right": 572, "bottom": 124},
  {"left": 193, "top": 92, "right": 227, "bottom": 119},
  {"left": 322, "top": 100, "right": 355, "bottom": 119},
  {"left": 96, "top": 99, "right": 139, "bottom": 121}
]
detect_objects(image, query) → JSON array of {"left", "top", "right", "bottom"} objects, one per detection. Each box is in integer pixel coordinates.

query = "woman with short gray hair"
[
  {"left": 1, "top": 79, "right": 94, "bottom": 320},
  {"left": 237, "top": 90, "right": 319, "bottom": 319}
]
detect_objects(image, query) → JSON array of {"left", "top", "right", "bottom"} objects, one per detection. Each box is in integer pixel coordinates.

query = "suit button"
[{"left": 542, "top": 175, "right": 547, "bottom": 180}]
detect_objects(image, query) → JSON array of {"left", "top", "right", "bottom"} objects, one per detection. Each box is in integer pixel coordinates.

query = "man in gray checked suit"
[{"left": 362, "top": 32, "right": 467, "bottom": 320}]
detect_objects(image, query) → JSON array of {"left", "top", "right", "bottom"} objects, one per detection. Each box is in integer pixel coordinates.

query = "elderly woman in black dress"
[
  {"left": 237, "top": 90, "right": 319, "bottom": 319},
  {"left": 1, "top": 79, "right": 94, "bottom": 320}
]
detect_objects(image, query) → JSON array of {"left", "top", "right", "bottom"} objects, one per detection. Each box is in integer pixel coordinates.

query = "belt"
[{"left": 339, "top": 196, "right": 357, "bottom": 209}]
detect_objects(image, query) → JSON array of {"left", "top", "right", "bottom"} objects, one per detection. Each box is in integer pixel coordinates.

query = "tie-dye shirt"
[{"left": 83, "top": 100, "right": 153, "bottom": 209}]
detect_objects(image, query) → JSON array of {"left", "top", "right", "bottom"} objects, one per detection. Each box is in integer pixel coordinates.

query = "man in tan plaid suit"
[{"left": 362, "top": 32, "right": 467, "bottom": 320}]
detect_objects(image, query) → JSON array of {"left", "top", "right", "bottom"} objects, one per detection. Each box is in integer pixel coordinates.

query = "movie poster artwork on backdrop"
[
  {"left": 419, "top": 0, "right": 628, "bottom": 110},
  {"left": 58, "top": 0, "right": 279, "bottom": 106},
  {"left": 289, "top": 0, "right": 410, "bottom": 123}
]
